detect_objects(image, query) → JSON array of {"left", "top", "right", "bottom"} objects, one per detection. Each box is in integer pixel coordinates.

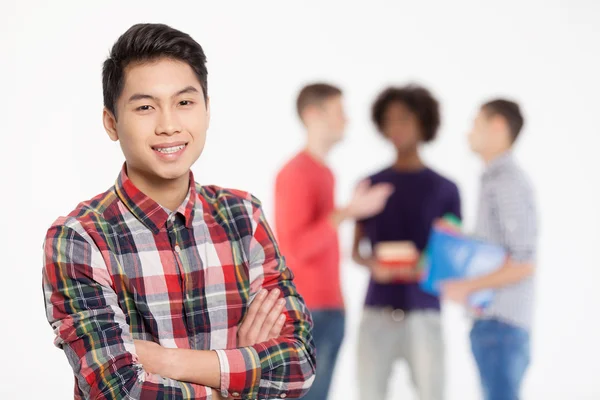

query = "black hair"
[
  {"left": 102, "top": 23, "right": 208, "bottom": 119},
  {"left": 482, "top": 99, "right": 524, "bottom": 143}
]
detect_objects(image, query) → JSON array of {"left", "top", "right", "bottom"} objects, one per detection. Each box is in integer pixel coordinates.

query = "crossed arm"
[
  {"left": 133, "top": 289, "right": 288, "bottom": 399},
  {"left": 43, "top": 202, "right": 315, "bottom": 400}
]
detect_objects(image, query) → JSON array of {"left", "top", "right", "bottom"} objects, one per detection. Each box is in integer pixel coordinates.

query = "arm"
[
  {"left": 274, "top": 169, "right": 339, "bottom": 262},
  {"left": 213, "top": 198, "right": 316, "bottom": 399},
  {"left": 42, "top": 224, "right": 215, "bottom": 399},
  {"left": 137, "top": 289, "right": 287, "bottom": 390},
  {"left": 454, "top": 259, "right": 535, "bottom": 291},
  {"left": 352, "top": 222, "right": 420, "bottom": 283},
  {"left": 352, "top": 222, "right": 371, "bottom": 268},
  {"left": 444, "top": 180, "right": 537, "bottom": 300},
  {"left": 275, "top": 173, "right": 393, "bottom": 264}
]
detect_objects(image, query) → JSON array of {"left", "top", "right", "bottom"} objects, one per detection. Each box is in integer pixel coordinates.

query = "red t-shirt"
[{"left": 274, "top": 151, "right": 343, "bottom": 310}]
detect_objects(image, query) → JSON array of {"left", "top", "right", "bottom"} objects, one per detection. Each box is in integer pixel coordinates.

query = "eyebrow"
[{"left": 127, "top": 86, "right": 200, "bottom": 103}]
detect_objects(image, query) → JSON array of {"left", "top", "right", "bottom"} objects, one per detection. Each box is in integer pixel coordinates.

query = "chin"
[{"left": 151, "top": 163, "right": 193, "bottom": 182}]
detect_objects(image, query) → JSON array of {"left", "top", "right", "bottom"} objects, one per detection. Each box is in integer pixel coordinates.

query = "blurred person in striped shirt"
[{"left": 443, "top": 99, "right": 538, "bottom": 400}]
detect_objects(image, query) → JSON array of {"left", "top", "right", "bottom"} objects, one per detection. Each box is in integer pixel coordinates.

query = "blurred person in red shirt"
[{"left": 275, "top": 83, "right": 393, "bottom": 400}]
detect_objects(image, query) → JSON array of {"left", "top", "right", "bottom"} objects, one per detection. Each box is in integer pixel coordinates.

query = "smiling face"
[{"left": 103, "top": 57, "right": 210, "bottom": 186}]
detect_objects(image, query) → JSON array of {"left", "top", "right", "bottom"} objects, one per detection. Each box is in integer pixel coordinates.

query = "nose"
[{"left": 155, "top": 109, "right": 182, "bottom": 136}]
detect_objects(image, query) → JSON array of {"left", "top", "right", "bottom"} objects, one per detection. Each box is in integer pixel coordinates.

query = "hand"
[
  {"left": 134, "top": 339, "right": 170, "bottom": 376},
  {"left": 210, "top": 388, "right": 227, "bottom": 399},
  {"left": 441, "top": 280, "right": 474, "bottom": 305},
  {"left": 367, "top": 259, "right": 421, "bottom": 284},
  {"left": 238, "top": 289, "right": 286, "bottom": 347},
  {"left": 346, "top": 180, "right": 394, "bottom": 220}
]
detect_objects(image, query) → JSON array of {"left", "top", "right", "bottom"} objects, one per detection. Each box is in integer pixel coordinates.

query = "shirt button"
[
  {"left": 174, "top": 245, "right": 181, "bottom": 253},
  {"left": 232, "top": 393, "right": 240, "bottom": 397}
]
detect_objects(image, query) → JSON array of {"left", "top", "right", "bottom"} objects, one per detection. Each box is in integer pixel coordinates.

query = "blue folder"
[{"left": 420, "top": 229, "right": 506, "bottom": 310}]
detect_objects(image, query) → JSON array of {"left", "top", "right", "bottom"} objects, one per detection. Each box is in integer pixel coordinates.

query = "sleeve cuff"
[{"left": 215, "top": 347, "right": 261, "bottom": 399}]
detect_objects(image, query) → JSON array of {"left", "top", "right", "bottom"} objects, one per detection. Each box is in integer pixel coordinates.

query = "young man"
[
  {"left": 443, "top": 100, "right": 537, "bottom": 400},
  {"left": 42, "top": 24, "right": 315, "bottom": 400},
  {"left": 352, "top": 85, "right": 462, "bottom": 400},
  {"left": 274, "top": 83, "right": 393, "bottom": 400}
]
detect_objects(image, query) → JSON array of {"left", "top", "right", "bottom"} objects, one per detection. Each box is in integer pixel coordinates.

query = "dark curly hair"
[
  {"left": 371, "top": 84, "right": 440, "bottom": 142},
  {"left": 102, "top": 23, "right": 208, "bottom": 119}
]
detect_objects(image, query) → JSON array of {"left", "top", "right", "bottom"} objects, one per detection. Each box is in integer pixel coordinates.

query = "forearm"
[
  {"left": 163, "top": 349, "right": 221, "bottom": 389},
  {"left": 352, "top": 250, "right": 372, "bottom": 268},
  {"left": 466, "top": 260, "right": 534, "bottom": 291},
  {"left": 351, "top": 223, "right": 371, "bottom": 268},
  {"left": 329, "top": 207, "right": 350, "bottom": 228}
]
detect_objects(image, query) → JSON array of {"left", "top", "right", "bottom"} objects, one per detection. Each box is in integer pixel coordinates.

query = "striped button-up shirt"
[
  {"left": 42, "top": 166, "right": 316, "bottom": 399},
  {"left": 474, "top": 152, "right": 538, "bottom": 330}
]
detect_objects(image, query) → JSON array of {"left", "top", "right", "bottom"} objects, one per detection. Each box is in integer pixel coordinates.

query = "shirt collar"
[
  {"left": 483, "top": 151, "right": 514, "bottom": 180},
  {"left": 115, "top": 164, "right": 197, "bottom": 234}
]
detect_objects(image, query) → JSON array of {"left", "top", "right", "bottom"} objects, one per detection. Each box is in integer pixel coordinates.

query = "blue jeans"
[
  {"left": 470, "top": 319, "right": 530, "bottom": 400},
  {"left": 303, "top": 309, "right": 345, "bottom": 400}
]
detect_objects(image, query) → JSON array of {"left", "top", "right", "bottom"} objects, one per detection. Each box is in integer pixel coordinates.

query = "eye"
[
  {"left": 136, "top": 105, "right": 153, "bottom": 111},
  {"left": 179, "top": 100, "right": 194, "bottom": 106}
]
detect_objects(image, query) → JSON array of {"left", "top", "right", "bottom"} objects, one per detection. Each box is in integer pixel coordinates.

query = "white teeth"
[{"left": 155, "top": 144, "right": 185, "bottom": 154}]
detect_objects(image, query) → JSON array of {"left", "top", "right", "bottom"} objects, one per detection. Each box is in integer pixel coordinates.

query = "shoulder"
[
  {"left": 199, "top": 184, "right": 262, "bottom": 215},
  {"left": 276, "top": 153, "right": 318, "bottom": 185},
  {"left": 198, "top": 185, "right": 264, "bottom": 241},
  {"left": 427, "top": 168, "right": 460, "bottom": 194},
  {"left": 494, "top": 163, "right": 534, "bottom": 197},
  {"left": 45, "top": 187, "right": 118, "bottom": 248},
  {"left": 365, "top": 167, "right": 392, "bottom": 184}
]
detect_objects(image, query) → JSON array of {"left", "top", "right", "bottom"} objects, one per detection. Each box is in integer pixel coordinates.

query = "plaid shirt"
[{"left": 42, "top": 166, "right": 316, "bottom": 399}]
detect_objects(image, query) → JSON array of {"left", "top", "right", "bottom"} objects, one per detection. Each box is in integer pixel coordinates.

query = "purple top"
[{"left": 361, "top": 167, "right": 462, "bottom": 311}]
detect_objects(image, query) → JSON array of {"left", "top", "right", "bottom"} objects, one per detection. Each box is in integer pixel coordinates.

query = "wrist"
[
  {"left": 330, "top": 207, "right": 350, "bottom": 227},
  {"left": 462, "top": 279, "right": 479, "bottom": 293},
  {"left": 162, "top": 348, "right": 181, "bottom": 380}
]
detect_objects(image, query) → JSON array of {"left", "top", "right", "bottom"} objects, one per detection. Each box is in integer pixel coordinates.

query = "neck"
[
  {"left": 305, "top": 129, "right": 332, "bottom": 164},
  {"left": 393, "top": 147, "right": 424, "bottom": 171},
  {"left": 482, "top": 147, "right": 511, "bottom": 165},
  {"left": 126, "top": 165, "right": 190, "bottom": 211}
]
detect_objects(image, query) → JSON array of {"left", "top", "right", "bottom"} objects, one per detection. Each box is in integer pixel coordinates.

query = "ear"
[
  {"left": 301, "top": 104, "right": 320, "bottom": 125},
  {"left": 103, "top": 108, "right": 119, "bottom": 142},
  {"left": 490, "top": 114, "right": 508, "bottom": 134},
  {"left": 205, "top": 96, "right": 211, "bottom": 128}
]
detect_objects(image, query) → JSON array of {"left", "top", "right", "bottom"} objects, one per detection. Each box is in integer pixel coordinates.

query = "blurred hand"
[
  {"left": 368, "top": 259, "right": 422, "bottom": 284},
  {"left": 238, "top": 289, "right": 286, "bottom": 347},
  {"left": 441, "top": 280, "right": 473, "bottom": 305},
  {"left": 346, "top": 180, "right": 394, "bottom": 220}
]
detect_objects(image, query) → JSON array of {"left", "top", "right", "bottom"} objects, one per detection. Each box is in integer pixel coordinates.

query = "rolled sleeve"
[
  {"left": 495, "top": 179, "right": 538, "bottom": 263},
  {"left": 214, "top": 347, "right": 261, "bottom": 399}
]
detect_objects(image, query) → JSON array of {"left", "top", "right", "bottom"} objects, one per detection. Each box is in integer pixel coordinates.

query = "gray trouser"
[{"left": 357, "top": 307, "right": 445, "bottom": 400}]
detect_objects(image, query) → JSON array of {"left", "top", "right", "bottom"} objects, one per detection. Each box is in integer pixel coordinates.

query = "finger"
[
  {"left": 257, "top": 298, "right": 286, "bottom": 342},
  {"left": 239, "top": 289, "right": 268, "bottom": 333},
  {"left": 247, "top": 289, "right": 280, "bottom": 340},
  {"left": 371, "top": 183, "right": 395, "bottom": 199},
  {"left": 268, "top": 314, "right": 287, "bottom": 340}
]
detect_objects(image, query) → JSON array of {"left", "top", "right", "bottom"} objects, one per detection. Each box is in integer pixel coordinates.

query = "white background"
[{"left": 2, "top": 1, "right": 599, "bottom": 399}]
